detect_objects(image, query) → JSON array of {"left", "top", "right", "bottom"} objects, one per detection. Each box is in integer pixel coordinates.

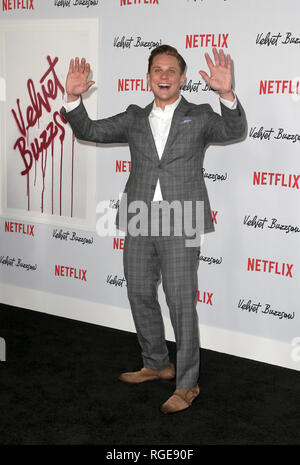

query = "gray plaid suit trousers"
[{"left": 124, "top": 233, "right": 200, "bottom": 389}]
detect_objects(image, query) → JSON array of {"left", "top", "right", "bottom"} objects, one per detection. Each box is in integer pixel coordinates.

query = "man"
[{"left": 61, "top": 45, "right": 246, "bottom": 414}]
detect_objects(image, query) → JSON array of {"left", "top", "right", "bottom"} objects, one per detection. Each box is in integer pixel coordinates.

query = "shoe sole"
[{"left": 118, "top": 375, "right": 175, "bottom": 384}]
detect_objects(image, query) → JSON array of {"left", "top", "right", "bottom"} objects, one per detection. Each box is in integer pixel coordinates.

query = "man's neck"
[{"left": 154, "top": 95, "right": 181, "bottom": 111}]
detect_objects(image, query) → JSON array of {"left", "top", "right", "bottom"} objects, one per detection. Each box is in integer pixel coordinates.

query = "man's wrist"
[
  {"left": 63, "top": 94, "right": 81, "bottom": 113},
  {"left": 66, "top": 93, "right": 81, "bottom": 103},
  {"left": 217, "top": 90, "right": 235, "bottom": 102}
]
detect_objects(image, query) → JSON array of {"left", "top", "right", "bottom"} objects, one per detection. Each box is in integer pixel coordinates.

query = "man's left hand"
[{"left": 199, "top": 48, "right": 235, "bottom": 101}]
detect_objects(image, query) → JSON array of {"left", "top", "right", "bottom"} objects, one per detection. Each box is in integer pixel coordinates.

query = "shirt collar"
[{"left": 151, "top": 95, "right": 182, "bottom": 116}]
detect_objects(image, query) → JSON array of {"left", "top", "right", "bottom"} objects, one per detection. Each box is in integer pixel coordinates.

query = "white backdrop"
[{"left": 0, "top": 0, "right": 300, "bottom": 370}]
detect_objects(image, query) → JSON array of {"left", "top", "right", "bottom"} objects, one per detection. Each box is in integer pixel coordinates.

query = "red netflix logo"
[
  {"left": 247, "top": 258, "right": 293, "bottom": 278},
  {"left": 55, "top": 265, "right": 87, "bottom": 281},
  {"left": 116, "top": 160, "right": 131, "bottom": 172},
  {"left": 259, "top": 80, "right": 300, "bottom": 95},
  {"left": 2, "top": 0, "right": 34, "bottom": 10},
  {"left": 186, "top": 34, "right": 229, "bottom": 49},
  {"left": 113, "top": 238, "right": 125, "bottom": 250},
  {"left": 120, "top": 0, "right": 158, "bottom": 5},
  {"left": 212, "top": 210, "right": 218, "bottom": 225},
  {"left": 5, "top": 221, "right": 34, "bottom": 237},
  {"left": 118, "top": 79, "right": 151, "bottom": 92},
  {"left": 197, "top": 290, "right": 213, "bottom": 306},
  {"left": 253, "top": 171, "right": 300, "bottom": 190}
]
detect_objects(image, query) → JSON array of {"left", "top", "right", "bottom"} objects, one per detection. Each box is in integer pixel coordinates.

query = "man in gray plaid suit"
[{"left": 61, "top": 45, "right": 246, "bottom": 414}]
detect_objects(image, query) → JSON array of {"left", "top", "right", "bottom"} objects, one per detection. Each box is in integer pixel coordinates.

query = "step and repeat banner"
[{"left": 0, "top": 0, "right": 300, "bottom": 370}]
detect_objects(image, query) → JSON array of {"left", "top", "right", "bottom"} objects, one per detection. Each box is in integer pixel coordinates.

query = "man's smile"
[{"left": 158, "top": 83, "right": 171, "bottom": 89}]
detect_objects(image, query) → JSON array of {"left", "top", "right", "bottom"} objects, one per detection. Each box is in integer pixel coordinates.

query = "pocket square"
[{"left": 180, "top": 119, "right": 192, "bottom": 124}]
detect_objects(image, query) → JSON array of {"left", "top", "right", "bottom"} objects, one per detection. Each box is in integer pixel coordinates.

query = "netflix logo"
[
  {"left": 120, "top": 0, "right": 158, "bottom": 5},
  {"left": 118, "top": 79, "right": 151, "bottom": 92},
  {"left": 186, "top": 33, "right": 229, "bottom": 49},
  {"left": 54, "top": 265, "right": 87, "bottom": 281},
  {"left": 197, "top": 290, "right": 213, "bottom": 306},
  {"left": 253, "top": 172, "right": 300, "bottom": 190},
  {"left": 4, "top": 221, "right": 34, "bottom": 237},
  {"left": 116, "top": 160, "right": 131, "bottom": 172},
  {"left": 2, "top": 0, "right": 34, "bottom": 10},
  {"left": 259, "top": 79, "right": 300, "bottom": 95},
  {"left": 212, "top": 210, "right": 218, "bottom": 225},
  {"left": 113, "top": 238, "right": 125, "bottom": 250},
  {"left": 247, "top": 258, "right": 293, "bottom": 278}
]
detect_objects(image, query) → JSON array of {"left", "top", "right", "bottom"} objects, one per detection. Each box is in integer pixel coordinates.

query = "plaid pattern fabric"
[
  {"left": 61, "top": 96, "right": 246, "bottom": 236},
  {"left": 123, "top": 234, "right": 200, "bottom": 389}
]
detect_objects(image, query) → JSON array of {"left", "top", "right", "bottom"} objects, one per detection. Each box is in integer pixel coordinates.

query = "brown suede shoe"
[
  {"left": 118, "top": 364, "right": 175, "bottom": 384},
  {"left": 160, "top": 385, "right": 200, "bottom": 414}
]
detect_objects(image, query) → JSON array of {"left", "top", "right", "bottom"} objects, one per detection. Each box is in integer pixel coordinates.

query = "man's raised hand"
[
  {"left": 66, "top": 57, "right": 95, "bottom": 102},
  {"left": 199, "top": 48, "right": 234, "bottom": 101}
]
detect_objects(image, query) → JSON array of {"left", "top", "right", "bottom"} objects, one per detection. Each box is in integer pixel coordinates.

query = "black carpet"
[{"left": 0, "top": 302, "right": 299, "bottom": 446}]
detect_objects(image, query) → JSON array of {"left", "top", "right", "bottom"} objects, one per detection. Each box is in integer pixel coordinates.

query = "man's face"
[{"left": 147, "top": 54, "right": 186, "bottom": 109}]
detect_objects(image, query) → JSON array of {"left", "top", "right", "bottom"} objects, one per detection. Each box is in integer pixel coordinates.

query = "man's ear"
[
  {"left": 146, "top": 72, "right": 150, "bottom": 87},
  {"left": 180, "top": 73, "right": 187, "bottom": 88}
]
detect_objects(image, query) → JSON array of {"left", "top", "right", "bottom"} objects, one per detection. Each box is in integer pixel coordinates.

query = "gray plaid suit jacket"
[{"left": 61, "top": 96, "right": 246, "bottom": 236}]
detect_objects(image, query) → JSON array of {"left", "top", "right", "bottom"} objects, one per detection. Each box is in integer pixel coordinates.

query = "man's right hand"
[{"left": 65, "top": 57, "right": 95, "bottom": 103}]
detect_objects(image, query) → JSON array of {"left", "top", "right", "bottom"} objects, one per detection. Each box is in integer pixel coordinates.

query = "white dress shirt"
[{"left": 149, "top": 96, "right": 182, "bottom": 201}]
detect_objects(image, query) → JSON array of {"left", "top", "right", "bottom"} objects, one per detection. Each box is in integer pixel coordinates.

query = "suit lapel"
[
  {"left": 160, "top": 97, "right": 191, "bottom": 162},
  {"left": 141, "top": 101, "right": 160, "bottom": 162}
]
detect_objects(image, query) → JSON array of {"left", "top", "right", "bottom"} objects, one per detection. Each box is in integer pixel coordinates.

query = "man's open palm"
[
  {"left": 199, "top": 48, "right": 233, "bottom": 98},
  {"left": 66, "top": 57, "right": 95, "bottom": 102}
]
